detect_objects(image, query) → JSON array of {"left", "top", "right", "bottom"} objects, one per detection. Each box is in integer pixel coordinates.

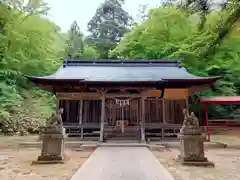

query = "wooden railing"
[
  {"left": 39, "top": 123, "right": 207, "bottom": 141},
  {"left": 144, "top": 123, "right": 207, "bottom": 141},
  {"left": 39, "top": 123, "right": 101, "bottom": 140},
  {"left": 64, "top": 123, "right": 101, "bottom": 139}
]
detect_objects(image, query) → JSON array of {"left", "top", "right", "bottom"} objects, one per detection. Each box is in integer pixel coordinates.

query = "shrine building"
[{"left": 26, "top": 59, "right": 220, "bottom": 142}]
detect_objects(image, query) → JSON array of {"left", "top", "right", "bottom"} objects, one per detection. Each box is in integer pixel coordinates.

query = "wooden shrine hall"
[{"left": 27, "top": 59, "right": 220, "bottom": 142}]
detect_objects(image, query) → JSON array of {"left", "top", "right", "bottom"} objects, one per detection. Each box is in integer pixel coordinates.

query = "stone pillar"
[{"left": 178, "top": 109, "right": 214, "bottom": 167}]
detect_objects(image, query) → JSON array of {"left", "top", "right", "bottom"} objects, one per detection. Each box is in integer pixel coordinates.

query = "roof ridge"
[{"left": 63, "top": 59, "right": 183, "bottom": 68}]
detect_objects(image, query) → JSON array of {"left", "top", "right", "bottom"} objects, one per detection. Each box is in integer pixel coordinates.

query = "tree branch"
[{"left": 19, "top": 8, "right": 49, "bottom": 24}]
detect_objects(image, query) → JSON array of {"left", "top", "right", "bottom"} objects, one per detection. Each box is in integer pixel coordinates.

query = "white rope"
[{"left": 112, "top": 97, "right": 133, "bottom": 107}]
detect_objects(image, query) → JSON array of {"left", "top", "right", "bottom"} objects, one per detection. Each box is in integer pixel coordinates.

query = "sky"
[{"left": 46, "top": 0, "right": 161, "bottom": 34}]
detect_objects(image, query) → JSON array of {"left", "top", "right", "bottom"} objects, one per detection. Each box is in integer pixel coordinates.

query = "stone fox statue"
[
  {"left": 46, "top": 108, "right": 64, "bottom": 126},
  {"left": 182, "top": 109, "right": 199, "bottom": 128}
]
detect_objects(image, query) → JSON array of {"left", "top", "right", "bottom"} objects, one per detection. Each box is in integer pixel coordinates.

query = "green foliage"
[
  {"left": 86, "top": 0, "right": 133, "bottom": 58},
  {"left": 65, "top": 21, "right": 99, "bottom": 60},
  {"left": 110, "top": 7, "right": 196, "bottom": 59},
  {"left": 111, "top": 6, "right": 240, "bottom": 119},
  {"left": 67, "top": 21, "right": 84, "bottom": 59},
  {"left": 0, "top": 1, "right": 65, "bottom": 134},
  {"left": 81, "top": 45, "right": 100, "bottom": 59}
]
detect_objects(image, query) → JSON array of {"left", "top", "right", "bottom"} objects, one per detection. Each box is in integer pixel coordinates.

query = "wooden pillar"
[
  {"left": 162, "top": 99, "right": 166, "bottom": 124},
  {"left": 121, "top": 106, "right": 124, "bottom": 134},
  {"left": 56, "top": 98, "right": 59, "bottom": 113},
  {"left": 79, "top": 100, "right": 83, "bottom": 139},
  {"left": 156, "top": 99, "right": 159, "bottom": 122},
  {"left": 79, "top": 100, "right": 83, "bottom": 124},
  {"left": 185, "top": 97, "right": 189, "bottom": 110},
  {"left": 141, "top": 97, "right": 146, "bottom": 142},
  {"left": 204, "top": 103, "right": 210, "bottom": 141},
  {"left": 66, "top": 100, "right": 70, "bottom": 123},
  {"left": 100, "top": 93, "right": 106, "bottom": 142}
]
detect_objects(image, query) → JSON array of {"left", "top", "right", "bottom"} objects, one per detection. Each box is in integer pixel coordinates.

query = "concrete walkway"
[{"left": 71, "top": 147, "right": 175, "bottom": 180}]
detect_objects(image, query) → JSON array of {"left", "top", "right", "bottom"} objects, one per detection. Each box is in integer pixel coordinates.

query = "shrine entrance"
[{"left": 105, "top": 97, "right": 141, "bottom": 140}]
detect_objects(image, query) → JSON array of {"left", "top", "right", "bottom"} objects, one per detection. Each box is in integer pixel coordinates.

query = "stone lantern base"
[
  {"left": 177, "top": 133, "right": 214, "bottom": 167},
  {"left": 33, "top": 125, "right": 66, "bottom": 164}
]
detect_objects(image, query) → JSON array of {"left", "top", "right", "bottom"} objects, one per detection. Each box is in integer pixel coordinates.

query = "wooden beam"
[
  {"left": 106, "top": 93, "right": 144, "bottom": 98},
  {"left": 100, "top": 93, "right": 106, "bottom": 142},
  {"left": 188, "top": 84, "right": 211, "bottom": 95},
  {"left": 91, "top": 87, "right": 153, "bottom": 92},
  {"left": 56, "top": 92, "right": 101, "bottom": 100},
  {"left": 141, "top": 97, "right": 146, "bottom": 142}
]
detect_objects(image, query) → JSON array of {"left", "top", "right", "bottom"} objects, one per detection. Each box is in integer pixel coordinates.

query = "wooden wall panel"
[
  {"left": 164, "top": 89, "right": 189, "bottom": 100},
  {"left": 60, "top": 98, "right": 187, "bottom": 125},
  {"left": 60, "top": 99, "right": 101, "bottom": 124},
  {"left": 145, "top": 89, "right": 189, "bottom": 100}
]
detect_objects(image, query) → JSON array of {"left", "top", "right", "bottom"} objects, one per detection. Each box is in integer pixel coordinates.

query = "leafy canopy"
[{"left": 86, "top": 0, "right": 133, "bottom": 58}]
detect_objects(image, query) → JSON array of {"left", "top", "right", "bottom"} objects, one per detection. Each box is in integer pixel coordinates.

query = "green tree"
[
  {"left": 81, "top": 45, "right": 100, "bottom": 59},
  {"left": 0, "top": 0, "right": 65, "bottom": 134},
  {"left": 110, "top": 7, "right": 195, "bottom": 60},
  {"left": 86, "top": 0, "right": 133, "bottom": 58},
  {"left": 67, "top": 21, "right": 84, "bottom": 59},
  {"left": 110, "top": 6, "right": 240, "bottom": 119}
]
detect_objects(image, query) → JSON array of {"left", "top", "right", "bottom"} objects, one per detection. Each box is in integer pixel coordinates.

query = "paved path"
[{"left": 71, "top": 147, "right": 175, "bottom": 180}]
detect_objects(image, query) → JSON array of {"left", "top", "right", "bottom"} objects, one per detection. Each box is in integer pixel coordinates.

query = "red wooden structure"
[{"left": 201, "top": 96, "right": 240, "bottom": 141}]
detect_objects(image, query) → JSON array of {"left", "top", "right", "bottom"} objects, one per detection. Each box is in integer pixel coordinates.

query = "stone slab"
[
  {"left": 70, "top": 147, "right": 175, "bottom": 180},
  {"left": 180, "top": 161, "right": 215, "bottom": 167},
  {"left": 18, "top": 141, "right": 83, "bottom": 149},
  {"left": 32, "top": 159, "right": 65, "bottom": 165},
  {"left": 176, "top": 157, "right": 215, "bottom": 167},
  {"left": 81, "top": 144, "right": 99, "bottom": 148},
  {"left": 155, "top": 141, "right": 227, "bottom": 149}
]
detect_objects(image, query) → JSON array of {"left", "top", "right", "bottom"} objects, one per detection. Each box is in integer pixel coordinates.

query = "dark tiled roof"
[{"left": 29, "top": 59, "right": 219, "bottom": 82}]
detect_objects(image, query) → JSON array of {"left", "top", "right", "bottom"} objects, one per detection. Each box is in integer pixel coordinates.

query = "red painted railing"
[{"left": 207, "top": 119, "right": 240, "bottom": 139}]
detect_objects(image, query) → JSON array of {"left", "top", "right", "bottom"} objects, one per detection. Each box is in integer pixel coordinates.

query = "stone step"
[
  {"left": 99, "top": 142, "right": 148, "bottom": 147},
  {"left": 106, "top": 134, "right": 141, "bottom": 140},
  {"left": 107, "top": 137, "right": 140, "bottom": 141}
]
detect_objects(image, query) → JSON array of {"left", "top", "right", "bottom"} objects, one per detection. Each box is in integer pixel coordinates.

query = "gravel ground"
[
  {"left": 0, "top": 148, "right": 92, "bottom": 180},
  {"left": 153, "top": 148, "right": 240, "bottom": 180},
  {"left": 1, "top": 134, "right": 240, "bottom": 180}
]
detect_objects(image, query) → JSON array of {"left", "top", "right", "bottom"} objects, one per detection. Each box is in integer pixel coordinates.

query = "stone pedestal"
[
  {"left": 177, "top": 109, "right": 214, "bottom": 167},
  {"left": 178, "top": 127, "right": 214, "bottom": 167},
  {"left": 35, "top": 125, "right": 66, "bottom": 164}
]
